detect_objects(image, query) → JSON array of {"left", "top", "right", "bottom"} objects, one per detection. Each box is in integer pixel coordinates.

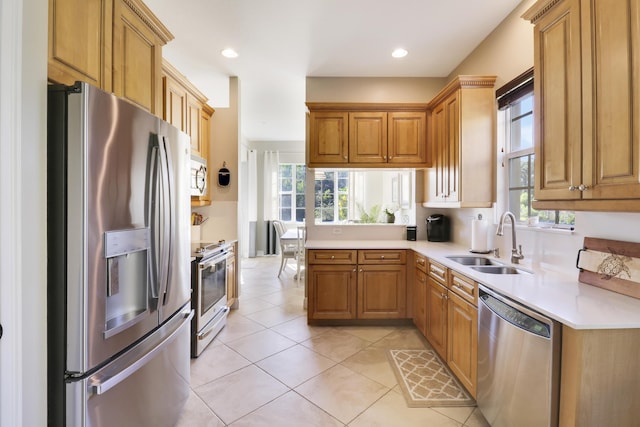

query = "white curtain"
[
  {"left": 263, "top": 151, "right": 280, "bottom": 255},
  {"left": 263, "top": 151, "right": 280, "bottom": 221},
  {"left": 247, "top": 150, "right": 257, "bottom": 257}
]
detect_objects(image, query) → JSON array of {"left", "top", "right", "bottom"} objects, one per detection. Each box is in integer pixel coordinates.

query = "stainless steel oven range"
[{"left": 191, "top": 241, "right": 232, "bottom": 357}]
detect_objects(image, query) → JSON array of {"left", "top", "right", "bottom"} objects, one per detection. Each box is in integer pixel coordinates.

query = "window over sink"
[
  {"left": 497, "top": 69, "right": 575, "bottom": 228},
  {"left": 312, "top": 168, "right": 416, "bottom": 225}
]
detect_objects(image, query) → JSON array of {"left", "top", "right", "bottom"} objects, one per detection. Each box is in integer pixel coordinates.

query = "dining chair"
[
  {"left": 295, "top": 225, "right": 306, "bottom": 286},
  {"left": 273, "top": 220, "right": 297, "bottom": 277}
]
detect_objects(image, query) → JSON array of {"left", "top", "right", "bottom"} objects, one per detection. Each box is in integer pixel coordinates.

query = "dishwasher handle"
[{"left": 479, "top": 286, "right": 552, "bottom": 339}]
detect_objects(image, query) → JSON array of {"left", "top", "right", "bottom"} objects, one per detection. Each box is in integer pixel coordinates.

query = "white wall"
[
  {"left": 194, "top": 77, "right": 240, "bottom": 244},
  {"left": 0, "top": 0, "right": 47, "bottom": 424}
]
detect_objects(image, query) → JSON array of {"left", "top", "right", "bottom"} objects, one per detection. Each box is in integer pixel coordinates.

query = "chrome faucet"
[{"left": 496, "top": 211, "right": 524, "bottom": 264}]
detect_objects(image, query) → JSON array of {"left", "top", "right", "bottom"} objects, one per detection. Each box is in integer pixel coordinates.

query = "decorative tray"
[{"left": 577, "top": 237, "right": 640, "bottom": 299}]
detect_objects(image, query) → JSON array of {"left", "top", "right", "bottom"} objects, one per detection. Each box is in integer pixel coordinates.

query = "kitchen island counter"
[{"left": 306, "top": 239, "right": 640, "bottom": 330}]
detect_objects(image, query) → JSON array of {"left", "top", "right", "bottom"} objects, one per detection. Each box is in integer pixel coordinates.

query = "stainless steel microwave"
[{"left": 191, "top": 154, "right": 207, "bottom": 197}]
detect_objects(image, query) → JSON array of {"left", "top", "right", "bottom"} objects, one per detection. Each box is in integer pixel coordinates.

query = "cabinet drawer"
[
  {"left": 449, "top": 270, "right": 477, "bottom": 306},
  {"left": 415, "top": 253, "right": 427, "bottom": 273},
  {"left": 308, "top": 249, "right": 357, "bottom": 265},
  {"left": 358, "top": 249, "right": 406, "bottom": 264},
  {"left": 428, "top": 260, "right": 448, "bottom": 284}
]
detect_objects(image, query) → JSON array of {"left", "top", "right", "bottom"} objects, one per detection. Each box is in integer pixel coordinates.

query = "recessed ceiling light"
[
  {"left": 221, "top": 48, "right": 238, "bottom": 58},
  {"left": 392, "top": 48, "right": 408, "bottom": 58}
]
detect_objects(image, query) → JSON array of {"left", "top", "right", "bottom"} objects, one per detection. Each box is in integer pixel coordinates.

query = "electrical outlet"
[{"left": 332, "top": 228, "right": 342, "bottom": 235}]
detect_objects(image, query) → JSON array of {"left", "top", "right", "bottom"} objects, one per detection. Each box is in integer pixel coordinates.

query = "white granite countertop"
[{"left": 306, "top": 239, "right": 640, "bottom": 330}]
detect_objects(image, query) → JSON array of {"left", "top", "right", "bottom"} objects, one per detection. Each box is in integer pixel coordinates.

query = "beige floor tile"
[
  {"left": 460, "top": 408, "right": 491, "bottom": 427},
  {"left": 370, "top": 326, "right": 430, "bottom": 350},
  {"left": 195, "top": 364, "right": 288, "bottom": 424},
  {"left": 258, "top": 287, "right": 306, "bottom": 306},
  {"left": 301, "top": 329, "right": 371, "bottom": 362},
  {"left": 238, "top": 285, "right": 283, "bottom": 299},
  {"left": 431, "top": 405, "right": 477, "bottom": 425},
  {"left": 341, "top": 346, "right": 398, "bottom": 388},
  {"left": 337, "top": 325, "right": 397, "bottom": 343},
  {"left": 226, "top": 328, "right": 296, "bottom": 362},
  {"left": 234, "top": 296, "right": 277, "bottom": 316},
  {"left": 295, "top": 364, "right": 388, "bottom": 424},
  {"left": 256, "top": 344, "right": 336, "bottom": 388},
  {"left": 270, "top": 316, "right": 332, "bottom": 343},
  {"left": 230, "top": 391, "right": 344, "bottom": 427},
  {"left": 348, "top": 390, "right": 463, "bottom": 427},
  {"left": 175, "top": 389, "right": 225, "bottom": 427},
  {"left": 245, "top": 304, "right": 306, "bottom": 328},
  {"left": 215, "top": 312, "right": 266, "bottom": 344},
  {"left": 189, "top": 342, "right": 252, "bottom": 388}
]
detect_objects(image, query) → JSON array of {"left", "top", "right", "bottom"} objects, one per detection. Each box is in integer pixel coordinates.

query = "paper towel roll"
[{"left": 471, "top": 218, "right": 488, "bottom": 252}]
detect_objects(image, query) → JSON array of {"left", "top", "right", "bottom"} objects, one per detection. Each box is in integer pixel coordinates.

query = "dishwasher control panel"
[{"left": 480, "top": 293, "right": 551, "bottom": 338}]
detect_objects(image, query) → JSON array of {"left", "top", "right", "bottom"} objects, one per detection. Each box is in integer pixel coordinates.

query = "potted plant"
[{"left": 384, "top": 204, "right": 398, "bottom": 223}]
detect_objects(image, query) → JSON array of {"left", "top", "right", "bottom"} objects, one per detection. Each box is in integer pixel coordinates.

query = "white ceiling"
[{"left": 145, "top": 0, "right": 523, "bottom": 142}]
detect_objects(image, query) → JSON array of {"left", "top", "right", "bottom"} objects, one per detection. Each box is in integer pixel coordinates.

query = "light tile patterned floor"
[{"left": 175, "top": 256, "right": 490, "bottom": 426}]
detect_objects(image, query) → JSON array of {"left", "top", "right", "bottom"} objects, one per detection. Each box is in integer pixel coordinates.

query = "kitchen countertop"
[{"left": 306, "top": 239, "right": 640, "bottom": 330}]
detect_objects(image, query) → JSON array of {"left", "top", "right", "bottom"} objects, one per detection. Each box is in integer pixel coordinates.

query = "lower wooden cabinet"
[
  {"left": 357, "top": 264, "right": 406, "bottom": 319},
  {"left": 447, "top": 290, "right": 478, "bottom": 397},
  {"left": 307, "top": 249, "right": 406, "bottom": 321},
  {"left": 413, "top": 274, "right": 427, "bottom": 336},
  {"left": 413, "top": 253, "right": 428, "bottom": 335},
  {"left": 425, "top": 276, "right": 448, "bottom": 359},
  {"left": 308, "top": 264, "right": 357, "bottom": 320},
  {"left": 421, "top": 259, "right": 478, "bottom": 398},
  {"left": 226, "top": 243, "right": 238, "bottom": 309}
]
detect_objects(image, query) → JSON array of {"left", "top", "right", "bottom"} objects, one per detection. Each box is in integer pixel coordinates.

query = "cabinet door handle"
[
  {"left": 578, "top": 184, "right": 589, "bottom": 191},
  {"left": 330, "top": 256, "right": 335, "bottom": 260},
  {"left": 380, "top": 255, "right": 385, "bottom": 259},
  {"left": 569, "top": 185, "right": 577, "bottom": 191},
  {"left": 388, "top": 156, "right": 393, "bottom": 160},
  {"left": 359, "top": 269, "right": 363, "bottom": 272},
  {"left": 343, "top": 156, "right": 347, "bottom": 160}
]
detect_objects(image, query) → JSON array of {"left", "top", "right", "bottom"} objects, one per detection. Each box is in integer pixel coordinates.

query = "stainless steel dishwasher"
[{"left": 477, "top": 284, "right": 561, "bottom": 427}]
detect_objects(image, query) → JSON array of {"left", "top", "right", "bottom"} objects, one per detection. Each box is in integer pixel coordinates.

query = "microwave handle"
[{"left": 195, "top": 165, "right": 206, "bottom": 193}]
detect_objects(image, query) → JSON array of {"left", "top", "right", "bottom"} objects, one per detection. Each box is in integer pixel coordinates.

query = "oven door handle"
[
  {"left": 199, "top": 251, "right": 231, "bottom": 270},
  {"left": 196, "top": 306, "right": 230, "bottom": 340}
]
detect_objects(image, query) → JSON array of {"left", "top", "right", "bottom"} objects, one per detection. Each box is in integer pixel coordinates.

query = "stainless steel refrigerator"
[{"left": 47, "top": 82, "right": 194, "bottom": 426}]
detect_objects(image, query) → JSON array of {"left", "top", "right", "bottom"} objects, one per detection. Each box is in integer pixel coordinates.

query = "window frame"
[
  {"left": 497, "top": 68, "right": 574, "bottom": 228},
  {"left": 277, "top": 163, "right": 306, "bottom": 223}
]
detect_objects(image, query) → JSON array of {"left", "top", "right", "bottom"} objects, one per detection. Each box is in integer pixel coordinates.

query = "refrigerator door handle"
[
  {"left": 148, "top": 141, "right": 160, "bottom": 299},
  {"left": 158, "top": 136, "right": 174, "bottom": 304},
  {"left": 158, "top": 136, "right": 175, "bottom": 302},
  {"left": 87, "top": 308, "right": 193, "bottom": 395}
]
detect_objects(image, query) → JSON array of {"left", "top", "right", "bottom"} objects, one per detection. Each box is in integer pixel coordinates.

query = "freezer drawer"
[{"left": 65, "top": 308, "right": 193, "bottom": 427}]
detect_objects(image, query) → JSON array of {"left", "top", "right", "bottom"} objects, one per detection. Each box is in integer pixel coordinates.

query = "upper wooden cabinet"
[
  {"left": 423, "top": 76, "right": 496, "bottom": 208},
  {"left": 162, "top": 60, "right": 212, "bottom": 156},
  {"left": 161, "top": 60, "right": 215, "bottom": 206},
  {"left": 524, "top": 0, "right": 640, "bottom": 211},
  {"left": 306, "top": 103, "right": 429, "bottom": 168},
  {"left": 48, "top": 0, "right": 113, "bottom": 89},
  {"left": 112, "top": 0, "right": 172, "bottom": 114},
  {"left": 49, "top": 0, "right": 173, "bottom": 116}
]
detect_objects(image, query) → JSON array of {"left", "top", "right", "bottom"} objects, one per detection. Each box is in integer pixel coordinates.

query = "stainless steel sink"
[
  {"left": 471, "top": 265, "right": 531, "bottom": 275},
  {"left": 446, "top": 256, "right": 503, "bottom": 266}
]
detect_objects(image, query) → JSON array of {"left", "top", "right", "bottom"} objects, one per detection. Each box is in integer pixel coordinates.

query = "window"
[
  {"left": 498, "top": 69, "right": 574, "bottom": 227},
  {"left": 313, "top": 169, "right": 415, "bottom": 225},
  {"left": 314, "top": 170, "right": 349, "bottom": 222},
  {"left": 278, "top": 164, "right": 305, "bottom": 222}
]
